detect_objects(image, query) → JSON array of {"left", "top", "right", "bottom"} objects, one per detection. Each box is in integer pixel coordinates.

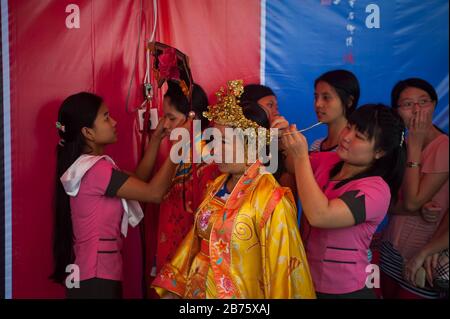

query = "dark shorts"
[{"left": 66, "top": 278, "right": 122, "bottom": 299}]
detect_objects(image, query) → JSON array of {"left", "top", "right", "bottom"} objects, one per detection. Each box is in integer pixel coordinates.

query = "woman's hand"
[
  {"left": 272, "top": 115, "right": 290, "bottom": 154},
  {"left": 407, "top": 108, "right": 433, "bottom": 149},
  {"left": 404, "top": 251, "right": 427, "bottom": 287},
  {"left": 421, "top": 201, "right": 442, "bottom": 224},
  {"left": 280, "top": 124, "right": 309, "bottom": 160},
  {"left": 424, "top": 253, "right": 440, "bottom": 287},
  {"left": 169, "top": 113, "right": 194, "bottom": 146},
  {"left": 151, "top": 117, "right": 169, "bottom": 143},
  {"left": 271, "top": 115, "right": 289, "bottom": 132}
]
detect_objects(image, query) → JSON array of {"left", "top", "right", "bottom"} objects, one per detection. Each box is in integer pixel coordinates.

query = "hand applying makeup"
[{"left": 281, "top": 124, "right": 309, "bottom": 160}]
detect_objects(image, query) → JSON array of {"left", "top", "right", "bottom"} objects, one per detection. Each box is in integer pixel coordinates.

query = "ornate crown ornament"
[
  {"left": 148, "top": 42, "right": 193, "bottom": 100},
  {"left": 203, "top": 80, "right": 271, "bottom": 144}
]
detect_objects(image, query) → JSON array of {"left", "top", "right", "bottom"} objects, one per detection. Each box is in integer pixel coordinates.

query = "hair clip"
[{"left": 56, "top": 121, "right": 66, "bottom": 133}]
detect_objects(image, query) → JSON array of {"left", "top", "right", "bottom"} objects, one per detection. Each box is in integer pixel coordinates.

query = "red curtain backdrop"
[{"left": 7, "top": 0, "right": 260, "bottom": 298}]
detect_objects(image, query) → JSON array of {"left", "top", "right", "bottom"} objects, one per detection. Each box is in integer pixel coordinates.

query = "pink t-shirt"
[
  {"left": 304, "top": 152, "right": 391, "bottom": 294},
  {"left": 70, "top": 159, "right": 124, "bottom": 281},
  {"left": 383, "top": 134, "right": 449, "bottom": 260}
]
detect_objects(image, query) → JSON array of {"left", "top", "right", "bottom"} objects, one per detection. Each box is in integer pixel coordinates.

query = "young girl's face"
[
  {"left": 162, "top": 97, "right": 187, "bottom": 134},
  {"left": 213, "top": 124, "right": 249, "bottom": 175},
  {"left": 91, "top": 103, "right": 117, "bottom": 145},
  {"left": 257, "top": 95, "right": 279, "bottom": 123},
  {"left": 314, "top": 81, "right": 346, "bottom": 124},
  {"left": 396, "top": 87, "right": 435, "bottom": 125},
  {"left": 337, "top": 123, "right": 383, "bottom": 167}
]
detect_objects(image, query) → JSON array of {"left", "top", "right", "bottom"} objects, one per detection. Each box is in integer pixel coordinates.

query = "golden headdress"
[{"left": 203, "top": 80, "right": 271, "bottom": 144}]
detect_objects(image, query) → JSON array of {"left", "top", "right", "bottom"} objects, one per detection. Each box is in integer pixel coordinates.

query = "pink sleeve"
[
  {"left": 309, "top": 152, "right": 340, "bottom": 174},
  {"left": 309, "top": 152, "right": 320, "bottom": 172},
  {"left": 84, "top": 159, "right": 115, "bottom": 196},
  {"left": 422, "top": 136, "right": 449, "bottom": 174},
  {"left": 339, "top": 178, "right": 390, "bottom": 225}
]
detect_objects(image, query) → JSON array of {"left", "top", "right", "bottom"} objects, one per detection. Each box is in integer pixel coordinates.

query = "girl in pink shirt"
[
  {"left": 381, "top": 78, "right": 449, "bottom": 299},
  {"left": 282, "top": 104, "right": 406, "bottom": 298},
  {"left": 51, "top": 92, "right": 192, "bottom": 298}
]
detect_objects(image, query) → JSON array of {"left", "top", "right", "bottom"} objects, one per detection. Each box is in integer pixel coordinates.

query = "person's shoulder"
[
  {"left": 84, "top": 157, "right": 115, "bottom": 180},
  {"left": 309, "top": 137, "right": 325, "bottom": 152},
  {"left": 346, "top": 176, "right": 390, "bottom": 196},
  {"left": 256, "top": 171, "right": 277, "bottom": 186},
  {"left": 422, "top": 133, "right": 449, "bottom": 172},
  {"left": 255, "top": 173, "right": 296, "bottom": 204},
  {"left": 310, "top": 151, "right": 340, "bottom": 169},
  {"left": 91, "top": 157, "right": 115, "bottom": 171},
  {"left": 311, "top": 151, "right": 339, "bottom": 160},
  {"left": 434, "top": 133, "right": 449, "bottom": 148},
  {"left": 252, "top": 172, "right": 281, "bottom": 199}
]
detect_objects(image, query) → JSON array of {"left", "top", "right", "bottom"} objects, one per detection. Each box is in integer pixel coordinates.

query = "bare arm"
[
  {"left": 116, "top": 155, "right": 177, "bottom": 203},
  {"left": 116, "top": 115, "right": 194, "bottom": 203},
  {"left": 401, "top": 141, "right": 448, "bottom": 212},
  {"left": 293, "top": 156, "right": 357, "bottom": 228},
  {"left": 404, "top": 211, "right": 449, "bottom": 286},
  {"left": 134, "top": 117, "right": 168, "bottom": 181},
  {"left": 134, "top": 138, "right": 162, "bottom": 181},
  {"left": 282, "top": 125, "right": 356, "bottom": 228},
  {"left": 401, "top": 109, "right": 448, "bottom": 212}
]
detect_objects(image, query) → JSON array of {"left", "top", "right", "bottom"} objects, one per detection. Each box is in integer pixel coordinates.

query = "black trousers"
[{"left": 66, "top": 278, "right": 122, "bottom": 299}]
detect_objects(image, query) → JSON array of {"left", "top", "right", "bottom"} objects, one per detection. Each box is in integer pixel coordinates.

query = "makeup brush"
[{"left": 281, "top": 121, "right": 323, "bottom": 136}]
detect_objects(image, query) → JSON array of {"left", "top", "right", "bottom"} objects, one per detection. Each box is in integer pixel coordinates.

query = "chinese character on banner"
[
  {"left": 346, "top": 36, "right": 353, "bottom": 47},
  {"left": 346, "top": 24, "right": 356, "bottom": 35},
  {"left": 344, "top": 52, "right": 355, "bottom": 64},
  {"left": 342, "top": 2, "right": 357, "bottom": 63}
]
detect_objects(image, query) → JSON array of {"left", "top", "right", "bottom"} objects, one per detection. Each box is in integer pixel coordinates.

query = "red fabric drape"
[{"left": 7, "top": 0, "right": 259, "bottom": 298}]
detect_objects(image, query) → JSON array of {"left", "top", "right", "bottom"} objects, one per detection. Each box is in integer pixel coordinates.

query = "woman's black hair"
[
  {"left": 164, "top": 81, "right": 209, "bottom": 130},
  {"left": 240, "top": 84, "right": 276, "bottom": 103},
  {"left": 391, "top": 77, "right": 438, "bottom": 110},
  {"left": 315, "top": 69, "right": 360, "bottom": 118},
  {"left": 51, "top": 92, "right": 103, "bottom": 284},
  {"left": 330, "top": 104, "right": 406, "bottom": 203},
  {"left": 241, "top": 101, "right": 285, "bottom": 181}
]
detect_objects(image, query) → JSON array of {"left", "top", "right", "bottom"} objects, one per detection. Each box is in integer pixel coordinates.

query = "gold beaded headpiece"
[{"left": 203, "top": 80, "right": 271, "bottom": 144}]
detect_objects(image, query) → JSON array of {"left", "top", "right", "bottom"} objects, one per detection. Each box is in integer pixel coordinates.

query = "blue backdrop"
[{"left": 264, "top": 0, "right": 449, "bottom": 144}]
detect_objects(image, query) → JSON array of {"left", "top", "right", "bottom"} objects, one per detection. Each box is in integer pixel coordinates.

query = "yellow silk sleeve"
[
  {"left": 152, "top": 227, "right": 199, "bottom": 298},
  {"left": 260, "top": 195, "right": 316, "bottom": 299}
]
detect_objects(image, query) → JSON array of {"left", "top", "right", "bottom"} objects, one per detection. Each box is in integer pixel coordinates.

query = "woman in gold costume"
[{"left": 152, "top": 80, "right": 315, "bottom": 299}]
